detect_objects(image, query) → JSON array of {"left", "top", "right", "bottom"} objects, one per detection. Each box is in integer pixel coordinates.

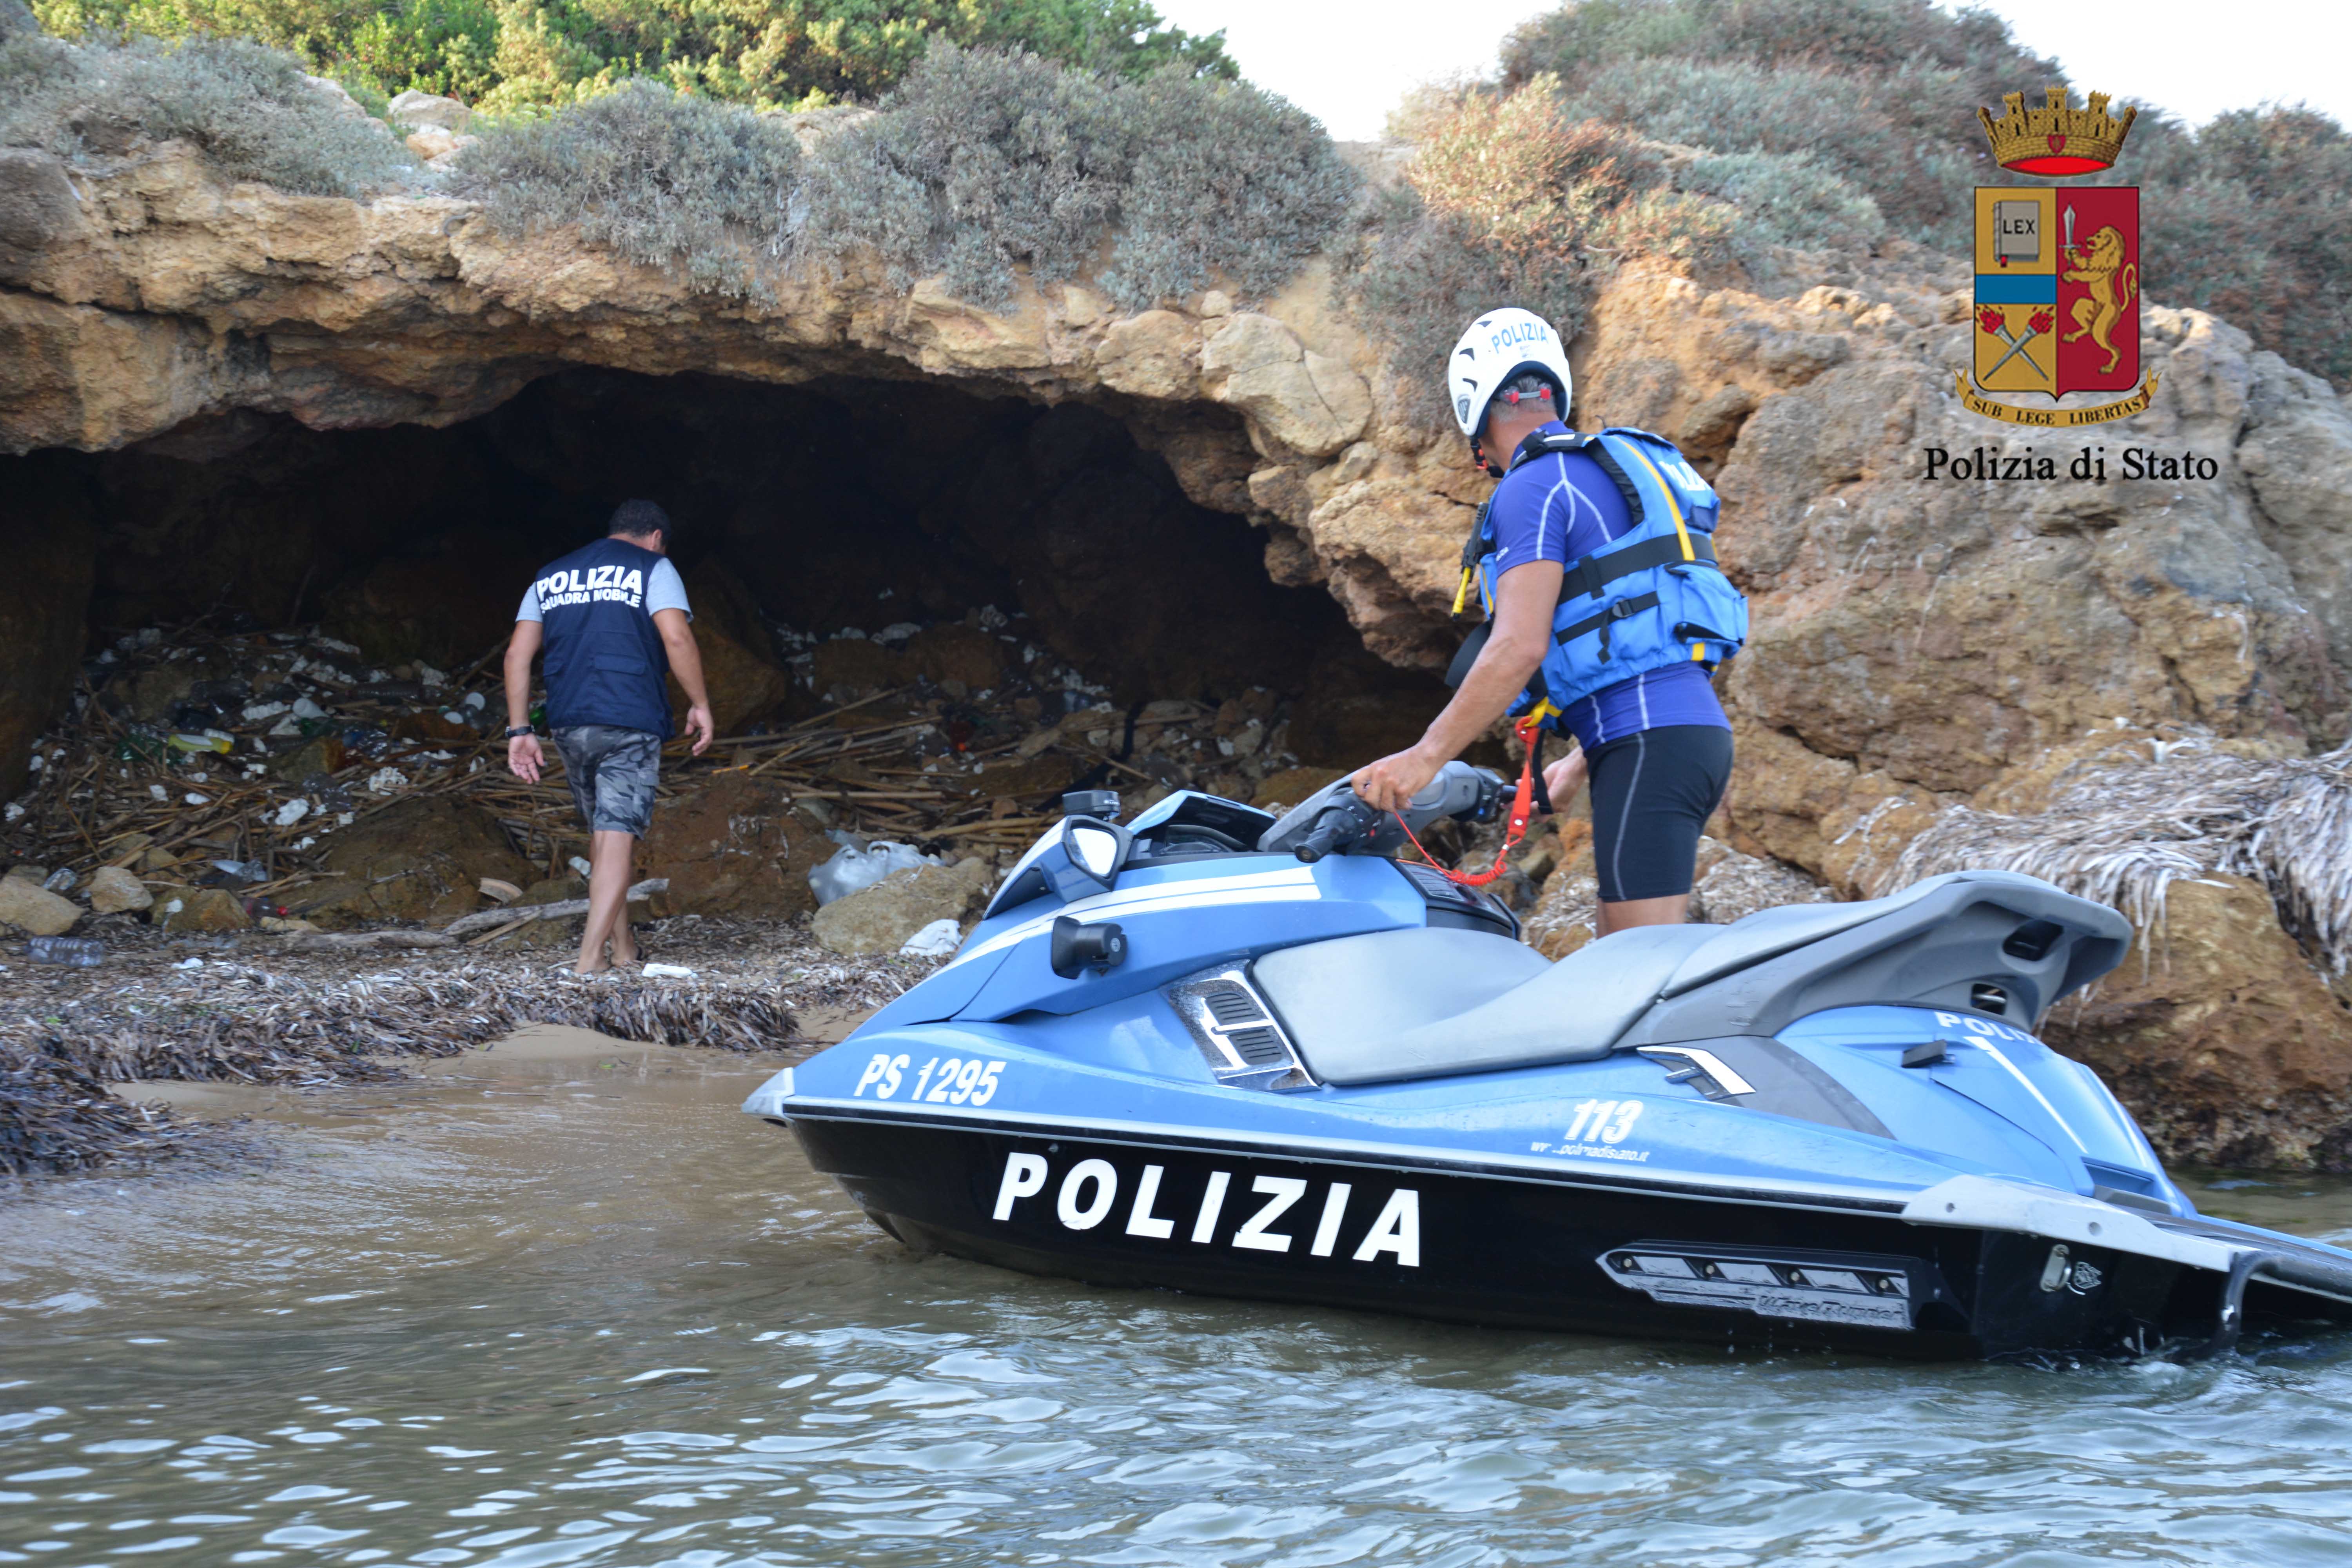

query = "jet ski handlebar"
[{"left": 1259, "top": 761, "right": 1506, "bottom": 863}]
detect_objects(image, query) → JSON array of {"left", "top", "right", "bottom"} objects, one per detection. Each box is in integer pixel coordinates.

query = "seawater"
[{"left": 8, "top": 1033, "right": 2352, "bottom": 1566}]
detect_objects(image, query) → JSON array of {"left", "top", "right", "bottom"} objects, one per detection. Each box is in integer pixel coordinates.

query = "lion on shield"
[{"left": 2062, "top": 225, "right": 2139, "bottom": 376}]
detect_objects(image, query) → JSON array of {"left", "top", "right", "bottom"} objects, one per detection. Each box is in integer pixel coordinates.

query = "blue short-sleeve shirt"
[{"left": 1486, "top": 421, "right": 1729, "bottom": 751}]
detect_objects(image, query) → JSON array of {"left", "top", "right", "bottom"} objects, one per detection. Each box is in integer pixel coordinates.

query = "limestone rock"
[
  {"left": 901, "top": 623, "right": 1007, "bottom": 691},
  {"left": 300, "top": 75, "right": 373, "bottom": 123},
  {"left": 296, "top": 797, "right": 534, "bottom": 927},
  {"left": 152, "top": 886, "right": 250, "bottom": 933},
  {"left": 269, "top": 734, "right": 347, "bottom": 782},
  {"left": 672, "top": 621, "right": 792, "bottom": 737},
  {"left": 0, "top": 877, "right": 80, "bottom": 935},
  {"left": 2239, "top": 352, "right": 2352, "bottom": 673},
  {"left": 386, "top": 90, "right": 470, "bottom": 133},
  {"left": 1094, "top": 310, "right": 1199, "bottom": 399},
  {"left": 813, "top": 857, "right": 994, "bottom": 956},
  {"left": 1201, "top": 314, "right": 1368, "bottom": 457},
  {"left": 639, "top": 773, "right": 824, "bottom": 920},
  {"left": 2040, "top": 875, "right": 2352, "bottom": 1169},
  {"left": 0, "top": 150, "right": 82, "bottom": 252},
  {"left": 86, "top": 865, "right": 153, "bottom": 914}
]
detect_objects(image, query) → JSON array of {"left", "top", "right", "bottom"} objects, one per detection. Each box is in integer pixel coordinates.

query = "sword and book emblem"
[{"left": 1960, "top": 90, "right": 2158, "bottom": 425}]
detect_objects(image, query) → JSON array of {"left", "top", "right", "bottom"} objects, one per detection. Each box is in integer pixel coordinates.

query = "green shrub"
[
  {"left": 33, "top": 0, "right": 1233, "bottom": 112},
  {"left": 450, "top": 78, "right": 799, "bottom": 296},
  {"left": 0, "top": 29, "right": 413, "bottom": 194},
  {"left": 1105, "top": 67, "right": 1358, "bottom": 309},
  {"left": 1679, "top": 149, "right": 1882, "bottom": 251},
  {"left": 1340, "top": 189, "right": 1594, "bottom": 432},
  {"left": 803, "top": 40, "right": 1354, "bottom": 310},
  {"left": 1555, "top": 57, "right": 1968, "bottom": 245},
  {"left": 2150, "top": 107, "right": 2352, "bottom": 387},
  {"left": 1339, "top": 91, "right": 1733, "bottom": 432}
]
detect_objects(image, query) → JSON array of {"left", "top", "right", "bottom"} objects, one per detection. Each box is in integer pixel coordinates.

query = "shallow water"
[{"left": 10, "top": 1036, "right": 2352, "bottom": 1567}]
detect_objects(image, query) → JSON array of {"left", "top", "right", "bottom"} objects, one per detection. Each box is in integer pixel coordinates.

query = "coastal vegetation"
[
  {"left": 9, "top": 0, "right": 2346, "bottom": 384},
  {"left": 27, "top": 0, "right": 1232, "bottom": 110}
]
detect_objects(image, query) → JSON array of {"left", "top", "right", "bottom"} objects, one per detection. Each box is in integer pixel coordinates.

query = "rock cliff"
[{"left": 5, "top": 132, "right": 2352, "bottom": 1165}]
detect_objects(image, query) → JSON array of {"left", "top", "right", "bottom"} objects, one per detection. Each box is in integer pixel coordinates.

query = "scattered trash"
[
  {"left": 171, "top": 956, "right": 203, "bottom": 969},
  {"left": 40, "top": 867, "right": 75, "bottom": 894},
  {"left": 899, "top": 918, "right": 963, "bottom": 958},
  {"left": 5, "top": 610, "right": 1323, "bottom": 955},
  {"left": 478, "top": 877, "right": 523, "bottom": 904},
  {"left": 810, "top": 840, "right": 937, "bottom": 906},
  {"left": 27, "top": 936, "right": 103, "bottom": 967},
  {"left": 642, "top": 962, "right": 695, "bottom": 978}
]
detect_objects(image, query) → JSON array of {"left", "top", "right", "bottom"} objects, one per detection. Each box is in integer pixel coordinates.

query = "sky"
[{"left": 1149, "top": 0, "right": 2352, "bottom": 142}]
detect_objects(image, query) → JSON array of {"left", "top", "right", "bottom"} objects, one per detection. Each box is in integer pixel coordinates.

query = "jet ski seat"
[
  {"left": 1253, "top": 870, "right": 2131, "bottom": 1087},
  {"left": 1253, "top": 924, "right": 1714, "bottom": 1087}
]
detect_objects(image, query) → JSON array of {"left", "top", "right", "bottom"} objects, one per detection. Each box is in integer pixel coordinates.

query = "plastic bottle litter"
[
  {"left": 642, "top": 962, "right": 695, "bottom": 978},
  {"left": 40, "top": 867, "right": 75, "bottom": 893},
  {"left": 27, "top": 936, "right": 103, "bottom": 967},
  {"left": 809, "top": 840, "right": 938, "bottom": 906},
  {"left": 899, "top": 918, "right": 963, "bottom": 958}
]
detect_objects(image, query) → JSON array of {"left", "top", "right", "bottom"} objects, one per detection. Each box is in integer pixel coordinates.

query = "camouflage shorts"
[{"left": 551, "top": 725, "right": 661, "bottom": 838}]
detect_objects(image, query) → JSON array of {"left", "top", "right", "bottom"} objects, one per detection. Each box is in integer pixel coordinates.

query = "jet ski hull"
[{"left": 779, "top": 1106, "right": 2276, "bottom": 1360}]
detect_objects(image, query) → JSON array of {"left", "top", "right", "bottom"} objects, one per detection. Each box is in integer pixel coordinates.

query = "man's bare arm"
[
  {"left": 503, "top": 619, "right": 546, "bottom": 782},
  {"left": 654, "top": 607, "right": 715, "bottom": 755},
  {"left": 1352, "top": 561, "right": 1564, "bottom": 812}
]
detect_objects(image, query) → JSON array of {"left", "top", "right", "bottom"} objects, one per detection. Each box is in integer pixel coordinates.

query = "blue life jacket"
[
  {"left": 533, "top": 537, "right": 675, "bottom": 739},
  {"left": 1458, "top": 426, "right": 1748, "bottom": 727}
]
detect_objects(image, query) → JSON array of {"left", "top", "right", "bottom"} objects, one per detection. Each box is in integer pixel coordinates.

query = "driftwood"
[
  {"left": 441, "top": 877, "right": 667, "bottom": 937},
  {"left": 292, "top": 930, "right": 456, "bottom": 951},
  {"left": 281, "top": 878, "right": 669, "bottom": 951}
]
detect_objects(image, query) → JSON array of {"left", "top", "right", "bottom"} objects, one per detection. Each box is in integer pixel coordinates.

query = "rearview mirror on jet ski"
[{"left": 1047, "top": 817, "right": 1131, "bottom": 899}]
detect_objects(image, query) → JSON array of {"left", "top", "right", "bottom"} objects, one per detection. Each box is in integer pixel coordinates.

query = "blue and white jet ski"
[{"left": 744, "top": 766, "right": 2352, "bottom": 1358}]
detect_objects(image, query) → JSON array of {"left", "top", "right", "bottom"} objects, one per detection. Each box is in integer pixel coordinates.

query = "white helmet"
[{"left": 1448, "top": 308, "right": 1574, "bottom": 439}]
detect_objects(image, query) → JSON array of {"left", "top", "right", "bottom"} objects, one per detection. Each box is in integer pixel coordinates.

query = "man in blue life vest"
[
  {"left": 1353, "top": 308, "right": 1746, "bottom": 934},
  {"left": 504, "top": 500, "right": 715, "bottom": 974}
]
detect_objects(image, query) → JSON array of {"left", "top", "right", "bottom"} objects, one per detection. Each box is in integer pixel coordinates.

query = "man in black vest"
[{"left": 504, "top": 500, "right": 715, "bottom": 974}]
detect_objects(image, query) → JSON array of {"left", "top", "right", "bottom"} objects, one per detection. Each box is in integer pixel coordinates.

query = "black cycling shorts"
[{"left": 1584, "top": 724, "right": 1735, "bottom": 903}]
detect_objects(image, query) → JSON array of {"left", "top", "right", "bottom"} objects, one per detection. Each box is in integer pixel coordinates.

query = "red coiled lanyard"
[{"left": 1392, "top": 714, "right": 1547, "bottom": 888}]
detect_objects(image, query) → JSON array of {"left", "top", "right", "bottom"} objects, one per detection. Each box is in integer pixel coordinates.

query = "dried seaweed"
[
  {"left": 1882, "top": 735, "right": 2352, "bottom": 971},
  {"left": 0, "top": 917, "right": 935, "bottom": 1178}
]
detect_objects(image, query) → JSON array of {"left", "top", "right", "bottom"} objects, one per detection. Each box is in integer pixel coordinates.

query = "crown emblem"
[{"left": 1977, "top": 88, "right": 2137, "bottom": 175}]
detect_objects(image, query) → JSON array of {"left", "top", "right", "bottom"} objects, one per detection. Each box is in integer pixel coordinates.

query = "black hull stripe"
[{"left": 777, "top": 1102, "right": 1913, "bottom": 1217}]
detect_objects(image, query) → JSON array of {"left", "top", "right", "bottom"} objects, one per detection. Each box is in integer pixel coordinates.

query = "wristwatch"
[{"left": 505, "top": 725, "right": 535, "bottom": 739}]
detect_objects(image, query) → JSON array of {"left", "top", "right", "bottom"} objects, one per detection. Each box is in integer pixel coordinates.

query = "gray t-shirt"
[{"left": 516, "top": 556, "right": 691, "bottom": 622}]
